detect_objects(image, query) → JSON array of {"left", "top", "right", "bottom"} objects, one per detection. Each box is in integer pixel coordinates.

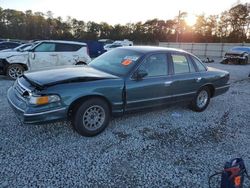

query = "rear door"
[
  {"left": 29, "top": 42, "right": 58, "bottom": 70},
  {"left": 168, "top": 52, "right": 203, "bottom": 101},
  {"left": 125, "top": 53, "right": 173, "bottom": 110},
  {"left": 55, "top": 43, "right": 82, "bottom": 65}
]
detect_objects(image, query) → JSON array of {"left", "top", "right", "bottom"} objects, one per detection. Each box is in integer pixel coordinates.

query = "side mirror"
[{"left": 133, "top": 69, "right": 148, "bottom": 80}]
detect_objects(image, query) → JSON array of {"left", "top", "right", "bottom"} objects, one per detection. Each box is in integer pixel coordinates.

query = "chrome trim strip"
[
  {"left": 127, "top": 96, "right": 171, "bottom": 104},
  {"left": 18, "top": 78, "right": 32, "bottom": 93},
  {"left": 7, "top": 94, "right": 25, "bottom": 113},
  {"left": 215, "top": 85, "right": 230, "bottom": 90},
  {"left": 113, "top": 102, "right": 123, "bottom": 105},
  {"left": 173, "top": 91, "right": 196, "bottom": 97},
  {"left": 24, "top": 107, "right": 67, "bottom": 116},
  {"left": 127, "top": 91, "right": 196, "bottom": 104}
]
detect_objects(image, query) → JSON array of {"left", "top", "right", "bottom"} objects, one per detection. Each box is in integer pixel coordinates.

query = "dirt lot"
[{"left": 0, "top": 62, "right": 250, "bottom": 187}]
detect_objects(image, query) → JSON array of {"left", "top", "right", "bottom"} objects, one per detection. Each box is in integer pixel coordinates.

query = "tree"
[{"left": 0, "top": 4, "right": 249, "bottom": 43}]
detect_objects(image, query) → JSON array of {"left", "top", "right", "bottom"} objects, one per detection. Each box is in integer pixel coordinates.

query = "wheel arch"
[
  {"left": 5, "top": 62, "right": 28, "bottom": 74},
  {"left": 67, "top": 95, "right": 112, "bottom": 119},
  {"left": 75, "top": 61, "right": 86, "bottom": 65},
  {"left": 200, "top": 84, "right": 215, "bottom": 98}
]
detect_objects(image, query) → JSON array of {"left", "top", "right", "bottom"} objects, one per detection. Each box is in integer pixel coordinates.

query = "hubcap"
[
  {"left": 82, "top": 105, "right": 105, "bottom": 131},
  {"left": 9, "top": 66, "right": 23, "bottom": 79},
  {"left": 197, "top": 90, "right": 208, "bottom": 108}
]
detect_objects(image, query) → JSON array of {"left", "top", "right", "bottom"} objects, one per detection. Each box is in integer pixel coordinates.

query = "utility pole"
[{"left": 176, "top": 10, "right": 180, "bottom": 43}]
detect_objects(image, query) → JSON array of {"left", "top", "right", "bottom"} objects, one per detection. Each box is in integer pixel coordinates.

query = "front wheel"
[
  {"left": 190, "top": 87, "right": 211, "bottom": 112},
  {"left": 7, "top": 64, "right": 25, "bottom": 79},
  {"left": 72, "top": 98, "right": 110, "bottom": 136}
]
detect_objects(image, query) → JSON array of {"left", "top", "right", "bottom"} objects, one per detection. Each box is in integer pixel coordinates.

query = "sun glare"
[{"left": 185, "top": 14, "right": 197, "bottom": 26}]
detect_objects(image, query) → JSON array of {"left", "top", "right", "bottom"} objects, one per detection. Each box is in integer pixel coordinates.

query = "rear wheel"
[
  {"left": 72, "top": 98, "right": 110, "bottom": 136},
  {"left": 190, "top": 87, "right": 211, "bottom": 112},
  {"left": 7, "top": 64, "right": 25, "bottom": 79}
]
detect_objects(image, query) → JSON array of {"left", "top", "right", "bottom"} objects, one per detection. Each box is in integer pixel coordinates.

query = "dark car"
[
  {"left": 0, "top": 41, "right": 21, "bottom": 51},
  {"left": 221, "top": 46, "right": 250, "bottom": 65},
  {"left": 7, "top": 46, "right": 230, "bottom": 136}
]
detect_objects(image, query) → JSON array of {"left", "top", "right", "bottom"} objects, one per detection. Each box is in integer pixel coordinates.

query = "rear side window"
[
  {"left": 55, "top": 43, "right": 83, "bottom": 52},
  {"left": 171, "top": 54, "right": 194, "bottom": 74},
  {"left": 192, "top": 56, "right": 207, "bottom": 71},
  {"left": 34, "top": 43, "right": 56, "bottom": 52}
]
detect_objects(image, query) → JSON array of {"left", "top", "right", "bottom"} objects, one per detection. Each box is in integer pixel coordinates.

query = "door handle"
[
  {"left": 50, "top": 54, "right": 57, "bottom": 56},
  {"left": 196, "top": 77, "right": 202, "bottom": 82},
  {"left": 164, "top": 81, "right": 173, "bottom": 86}
]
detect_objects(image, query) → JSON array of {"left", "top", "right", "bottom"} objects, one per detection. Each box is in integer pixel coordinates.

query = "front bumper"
[{"left": 7, "top": 87, "right": 68, "bottom": 124}]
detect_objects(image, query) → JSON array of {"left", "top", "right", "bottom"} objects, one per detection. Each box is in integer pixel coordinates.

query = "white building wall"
[{"left": 159, "top": 42, "right": 250, "bottom": 58}]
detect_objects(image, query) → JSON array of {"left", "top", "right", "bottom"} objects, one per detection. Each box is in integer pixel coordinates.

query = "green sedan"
[{"left": 7, "top": 46, "right": 230, "bottom": 136}]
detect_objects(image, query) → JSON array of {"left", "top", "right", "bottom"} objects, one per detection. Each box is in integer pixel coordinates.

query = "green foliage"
[{"left": 0, "top": 3, "right": 249, "bottom": 43}]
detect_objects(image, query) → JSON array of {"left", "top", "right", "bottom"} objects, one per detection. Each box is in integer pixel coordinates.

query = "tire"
[
  {"left": 72, "top": 98, "right": 110, "bottom": 136},
  {"left": 190, "top": 87, "right": 211, "bottom": 112},
  {"left": 76, "top": 61, "right": 87, "bottom": 65},
  {"left": 221, "top": 59, "right": 228, "bottom": 64},
  {"left": 7, "top": 64, "right": 25, "bottom": 79}
]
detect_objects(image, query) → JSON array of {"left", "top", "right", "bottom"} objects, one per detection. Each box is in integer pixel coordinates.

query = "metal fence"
[{"left": 159, "top": 42, "right": 250, "bottom": 58}]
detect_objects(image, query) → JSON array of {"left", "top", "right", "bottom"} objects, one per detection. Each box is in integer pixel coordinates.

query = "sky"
[{"left": 0, "top": 0, "right": 249, "bottom": 25}]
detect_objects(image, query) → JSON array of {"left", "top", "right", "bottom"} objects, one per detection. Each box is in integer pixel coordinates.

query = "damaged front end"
[{"left": 221, "top": 52, "right": 248, "bottom": 65}]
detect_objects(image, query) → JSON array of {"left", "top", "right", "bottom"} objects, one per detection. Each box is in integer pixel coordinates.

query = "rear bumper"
[
  {"left": 7, "top": 87, "right": 68, "bottom": 124},
  {"left": 214, "top": 84, "right": 230, "bottom": 97}
]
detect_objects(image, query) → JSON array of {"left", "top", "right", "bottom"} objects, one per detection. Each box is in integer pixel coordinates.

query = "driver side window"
[{"left": 138, "top": 53, "right": 168, "bottom": 77}]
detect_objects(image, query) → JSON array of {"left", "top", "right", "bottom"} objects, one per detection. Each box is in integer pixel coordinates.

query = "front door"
[
  {"left": 126, "top": 53, "right": 172, "bottom": 111},
  {"left": 29, "top": 42, "right": 58, "bottom": 70}
]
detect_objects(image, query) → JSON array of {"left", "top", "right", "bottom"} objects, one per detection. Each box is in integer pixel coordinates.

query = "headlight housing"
[{"left": 29, "top": 95, "right": 60, "bottom": 105}]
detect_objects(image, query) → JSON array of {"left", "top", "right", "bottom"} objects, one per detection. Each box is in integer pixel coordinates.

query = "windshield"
[
  {"left": 23, "top": 45, "right": 33, "bottom": 51},
  {"left": 89, "top": 48, "right": 143, "bottom": 76},
  {"left": 14, "top": 43, "right": 32, "bottom": 51}
]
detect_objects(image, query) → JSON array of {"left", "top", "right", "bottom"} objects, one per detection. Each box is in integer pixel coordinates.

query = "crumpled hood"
[
  {"left": 0, "top": 49, "right": 14, "bottom": 52},
  {"left": 23, "top": 65, "right": 118, "bottom": 88},
  {"left": 0, "top": 51, "right": 23, "bottom": 58}
]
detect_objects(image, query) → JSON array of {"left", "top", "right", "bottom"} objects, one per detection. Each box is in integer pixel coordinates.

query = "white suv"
[{"left": 0, "top": 40, "right": 91, "bottom": 79}]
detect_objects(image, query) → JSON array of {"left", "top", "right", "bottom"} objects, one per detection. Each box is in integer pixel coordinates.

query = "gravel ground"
[{"left": 0, "top": 62, "right": 250, "bottom": 187}]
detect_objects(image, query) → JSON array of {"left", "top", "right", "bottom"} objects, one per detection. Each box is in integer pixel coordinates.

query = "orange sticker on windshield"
[{"left": 122, "top": 59, "right": 132, "bottom": 66}]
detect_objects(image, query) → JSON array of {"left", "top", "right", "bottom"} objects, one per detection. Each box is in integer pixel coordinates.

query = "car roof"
[
  {"left": 120, "top": 46, "right": 187, "bottom": 54},
  {"left": 40, "top": 40, "right": 87, "bottom": 45}
]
